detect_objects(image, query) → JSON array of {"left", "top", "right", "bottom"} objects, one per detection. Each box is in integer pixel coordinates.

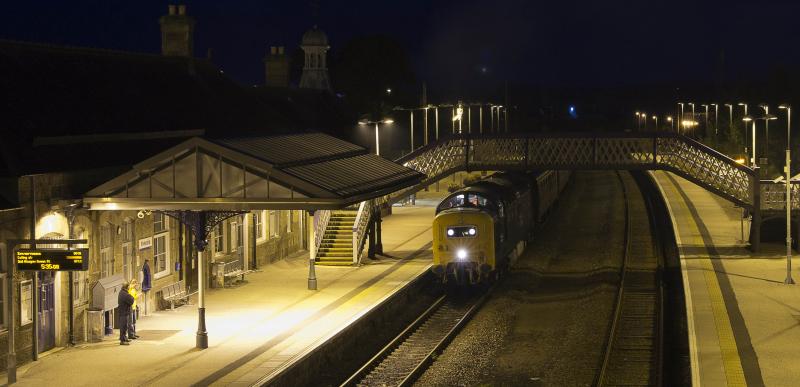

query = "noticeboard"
[{"left": 15, "top": 249, "right": 89, "bottom": 271}]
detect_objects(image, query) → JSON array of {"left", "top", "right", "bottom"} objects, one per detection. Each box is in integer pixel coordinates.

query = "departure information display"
[{"left": 15, "top": 249, "right": 89, "bottom": 271}]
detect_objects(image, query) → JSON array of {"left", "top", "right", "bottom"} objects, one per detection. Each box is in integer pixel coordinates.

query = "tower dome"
[{"left": 302, "top": 26, "right": 328, "bottom": 47}]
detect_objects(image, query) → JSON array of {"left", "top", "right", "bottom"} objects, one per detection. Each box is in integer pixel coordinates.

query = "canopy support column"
[
  {"left": 161, "top": 210, "right": 244, "bottom": 350},
  {"left": 308, "top": 211, "right": 317, "bottom": 290}
]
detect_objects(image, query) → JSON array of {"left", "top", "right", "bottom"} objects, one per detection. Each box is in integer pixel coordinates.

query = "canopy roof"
[{"left": 84, "top": 133, "right": 424, "bottom": 211}]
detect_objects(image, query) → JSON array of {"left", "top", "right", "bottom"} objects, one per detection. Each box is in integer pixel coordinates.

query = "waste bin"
[{"left": 87, "top": 309, "right": 104, "bottom": 342}]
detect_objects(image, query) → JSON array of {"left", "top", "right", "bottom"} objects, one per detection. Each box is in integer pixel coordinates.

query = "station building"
[{"left": 0, "top": 5, "right": 419, "bottom": 369}]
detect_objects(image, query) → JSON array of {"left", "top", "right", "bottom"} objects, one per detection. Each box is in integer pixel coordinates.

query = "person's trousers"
[
  {"left": 119, "top": 314, "right": 129, "bottom": 342},
  {"left": 128, "top": 308, "right": 137, "bottom": 336}
]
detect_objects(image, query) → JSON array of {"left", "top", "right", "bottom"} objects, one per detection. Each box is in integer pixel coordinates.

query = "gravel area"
[{"left": 415, "top": 171, "right": 629, "bottom": 387}]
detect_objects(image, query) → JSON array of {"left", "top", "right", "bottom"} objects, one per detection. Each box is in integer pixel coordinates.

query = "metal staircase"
[{"left": 316, "top": 211, "right": 357, "bottom": 266}]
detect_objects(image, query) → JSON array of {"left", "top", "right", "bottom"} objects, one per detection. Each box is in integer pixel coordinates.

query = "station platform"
[
  {"left": 1, "top": 206, "right": 437, "bottom": 387},
  {"left": 652, "top": 171, "right": 800, "bottom": 387}
]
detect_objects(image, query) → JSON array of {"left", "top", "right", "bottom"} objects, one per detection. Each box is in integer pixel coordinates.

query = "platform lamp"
[
  {"left": 678, "top": 103, "right": 685, "bottom": 133},
  {"left": 359, "top": 119, "right": 394, "bottom": 156},
  {"left": 652, "top": 115, "right": 658, "bottom": 131},
  {"left": 779, "top": 104, "right": 794, "bottom": 284},
  {"left": 666, "top": 116, "right": 674, "bottom": 131}
]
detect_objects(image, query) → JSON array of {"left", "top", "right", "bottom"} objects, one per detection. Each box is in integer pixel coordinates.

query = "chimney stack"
[
  {"left": 159, "top": 4, "right": 195, "bottom": 57},
  {"left": 264, "top": 45, "right": 290, "bottom": 88}
]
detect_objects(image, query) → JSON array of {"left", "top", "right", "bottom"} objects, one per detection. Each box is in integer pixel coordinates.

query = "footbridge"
[{"left": 391, "top": 131, "right": 793, "bottom": 250}]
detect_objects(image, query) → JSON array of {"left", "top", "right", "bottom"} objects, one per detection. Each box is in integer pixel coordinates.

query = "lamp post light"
[
  {"left": 667, "top": 116, "right": 674, "bottom": 131},
  {"left": 635, "top": 112, "right": 641, "bottom": 131},
  {"left": 359, "top": 118, "right": 394, "bottom": 156},
  {"left": 711, "top": 103, "right": 719, "bottom": 136},
  {"left": 779, "top": 104, "right": 794, "bottom": 284},
  {"left": 761, "top": 104, "right": 771, "bottom": 159},
  {"left": 652, "top": 115, "right": 658, "bottom": 131},
  {"left": 740, "top": 103, "right": 749, "bottom": 159},
  {"left": 725, "top": 103, "right": 734, "bottom": 138},
  {"left": 701, "top": 104, "right": 710, "bottom": 137},
  {"left": 678, "top": 103, "right": 685, "bottom": 133},
  {"left": 688, "top": 103, "right": 696, "bottom": 137}
]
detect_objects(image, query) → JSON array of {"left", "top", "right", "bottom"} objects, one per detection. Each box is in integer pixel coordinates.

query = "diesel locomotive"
[{"left": 431, "top": 170, "right": 570, "bottom": 285}]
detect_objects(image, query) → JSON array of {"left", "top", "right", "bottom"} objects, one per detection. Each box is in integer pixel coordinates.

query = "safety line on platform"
[{"left": 663, "top": 174, "right": 747, "bottom": 387}]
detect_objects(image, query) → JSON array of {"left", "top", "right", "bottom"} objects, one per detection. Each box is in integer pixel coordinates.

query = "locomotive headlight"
[
  {"left": 457, "top": 249, "right": 468, "bottom": 260},
  {"left": 447, "top": 228, "right": 455, "bottom": 237},
  {"left": 468, "top": 227, "right": 476, "bottom": 236}
]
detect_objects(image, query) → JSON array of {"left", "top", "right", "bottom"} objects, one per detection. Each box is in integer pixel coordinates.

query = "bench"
[
  {"left": 222, "top": 260, "right": 245, "bottom": 286},
  {"left": 159, "top": 280, "right": 195, "bottom": 310}
]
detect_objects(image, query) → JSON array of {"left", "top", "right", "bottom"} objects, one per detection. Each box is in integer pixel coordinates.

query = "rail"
[
  {"left": 342, "top": 290, "right": 491, "bottom": 387},
  {"left": 352, "top": 200, "right": 373, "bottom": 265},
  {"left": 597, "top": 171, "right": 664, "bottom": 386},
  {"left": 760, "top": 180, "right": 800, "bottom": 211}
]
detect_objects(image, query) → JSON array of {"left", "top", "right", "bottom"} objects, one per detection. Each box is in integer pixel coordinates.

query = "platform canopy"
[{"left": 84, "top": 133, "right": 424, "bottom": 211}]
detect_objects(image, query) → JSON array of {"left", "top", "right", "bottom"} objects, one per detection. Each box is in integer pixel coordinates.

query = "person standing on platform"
[
  {"left": 128, "top": 280, "right": 140, "bottom": 340},
  {"left": 117, "top": 284, "right": 134, "bottom": 345},
  {"left": 141, "top": 259, "right": 152, "bottom": 315}
]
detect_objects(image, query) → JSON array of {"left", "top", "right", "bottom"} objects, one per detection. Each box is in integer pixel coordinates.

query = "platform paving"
[
  {"left": 0, "top": 206, "right": 437, "bottom": 387},
  {"left": 653, "top": 171, "right": 800, "bottom": 387}
]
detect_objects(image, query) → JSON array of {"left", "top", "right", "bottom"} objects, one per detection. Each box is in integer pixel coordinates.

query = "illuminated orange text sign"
[{"left": 15, "top": 249, "right": 89, "bottom": 271}]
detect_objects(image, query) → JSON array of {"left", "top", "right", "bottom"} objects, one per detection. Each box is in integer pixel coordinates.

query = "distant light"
[
  {"left": 667, "top": 116, "right": 673, "bottom": 122},
  {"left": 735, "top": 158, "right": 746, "bottom": 164},
  {"left": 447, "top": 229, "right": 455, "bottom": 236},
  {"left": 682, "top": 120, "right": 699, "bottom": 127},
  {"left": 386, "top": 88, "right": 392, "bottom": 94},
  {"left": 481, "top": 67, "right": 487, "bottom": 73},
  {"left": 568, "top": 105, "right": 577, "bottom": 119},
  {"left": 569, "top": 106, "right": 575, "bottom": 113},
  {"left": 358, "top": 121, "right": 368, "bottom": 125},
  {"left": 384, "top": 119, "right": 394, "bottom": 124},
  {"left": 468, "top": 228, "right": 476, "bottom": 236},
  {"left": 456, "top": 249, "right": 468, "bottom": 260}
]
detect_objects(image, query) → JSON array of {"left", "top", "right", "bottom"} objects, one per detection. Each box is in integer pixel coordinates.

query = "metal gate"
[{"left": 38, "top": 272, "right": 56, "bottom": 353}]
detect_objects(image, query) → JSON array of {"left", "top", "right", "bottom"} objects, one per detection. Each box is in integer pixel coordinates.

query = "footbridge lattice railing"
[{"left": 392, "top": 132, "right": 760, "bottom": 210}]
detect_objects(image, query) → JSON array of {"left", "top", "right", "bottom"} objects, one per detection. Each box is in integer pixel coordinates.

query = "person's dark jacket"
[
  {"left": 118, "top": 287, "right": 134, "bottom": 317},
  {"left": 142, "top": 261, "right": 152, "bottom": 292}
]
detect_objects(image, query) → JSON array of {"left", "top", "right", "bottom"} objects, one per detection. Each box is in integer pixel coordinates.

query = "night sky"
[{"left": 1, "top": 1, "right": 799, "bottom": 91}]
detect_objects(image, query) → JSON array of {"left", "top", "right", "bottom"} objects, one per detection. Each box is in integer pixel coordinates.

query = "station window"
[
  {"left": 269, "top": 211, "right": 279, "bottom": 238},
  {"left": 73, "top": 229, "right": 88, "bottom": 303},
  {"left": 100, "top": 224, "right": 114, "bottom": 278},
  {"left": 153, "top": 233, "right": 170, "bottom": 279},
  {"left": 20, "top": 280, "right": 32, "bottom": 326},
  {"left": 0, "top": 243, "right": 6, "bottom": 330},
  {"left": 231, "top": 217, "right": 244, "bottom": 251},
  {"left": 214, "top": 223, "right": 224, "bottom": 254},
  {"left": 153, "top": 212, "right": 168, "bottom": 234},
  {"left": 254, "top": 211, "right": 265, "bottom": 241}
]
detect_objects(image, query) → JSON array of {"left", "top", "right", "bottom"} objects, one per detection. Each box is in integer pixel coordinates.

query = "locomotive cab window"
[
  {"left": 437, "top": 192, "right": 496, "bottom": 213},
  {"left": 446, "top": 226, "right": 478, "bottom": 238}
]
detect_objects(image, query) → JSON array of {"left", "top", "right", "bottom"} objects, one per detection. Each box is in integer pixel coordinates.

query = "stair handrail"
[
  {"left": 314, "top": 209, "right": 331, "bottom": 255},
  {"left": 352, "top": 199, "right": 373, "bottom": 265}
]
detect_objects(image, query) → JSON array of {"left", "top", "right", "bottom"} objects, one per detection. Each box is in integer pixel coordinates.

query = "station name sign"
[{"left": 15, "top": 249, "right": 89, "bottom": 271}]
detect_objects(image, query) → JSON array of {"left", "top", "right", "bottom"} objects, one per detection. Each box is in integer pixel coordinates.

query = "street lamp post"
[
  {"left": 359, "top": 119, "right": 394, "bottom": 156},
  {"left": 688, "top": 103, "right": 696, "bottom": 137},
  {"left": 652, "top": 115, "right": 658, "bottom": 131},
  {"left": 725, "top": 103, "right": 734, "bottom": 139},
  {"left": 712, "top": 103, "right": 719, "bottom": 136},
  {"left": 740, "top": 103, "right": 749, "bottom": 161},
  {"left": 667, "top": 116, "right": 674, "bottom": 131},
  {"left": 678, "top": 103, "right": 685, "bottom": 134},
  {"left": 701, "top": 104, "right": 710, "bottom": 137},
  {"left": 761, "top": 104, "right": 771, "bottom": 161},
  {"left": 635, "top": 112, "right": 641, "bottom": 131},
  {"left": 780, "top": 104, "right": 794, "bottom": 284}
]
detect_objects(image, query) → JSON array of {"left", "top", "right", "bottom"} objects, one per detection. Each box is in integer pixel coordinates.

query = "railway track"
[
  {"left": 598, "top": 172, "right": 664, "bottom": 386},
  {"left": 341, "top": 289, "right": 490, "bottom": 387}
]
